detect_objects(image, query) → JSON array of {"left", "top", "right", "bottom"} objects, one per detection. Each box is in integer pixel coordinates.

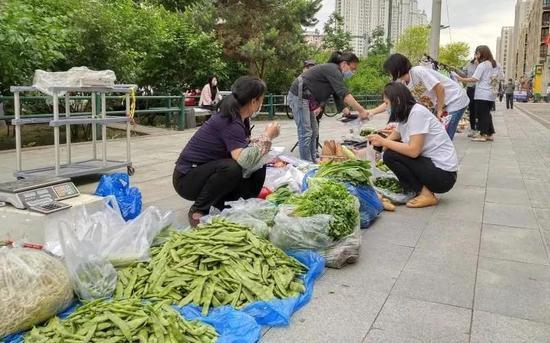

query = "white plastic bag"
[
  {"left": 44, "top": 196, "right": 175, "bottom": 266},
  {"left": 0, "top": 247, "right": 73, "bottom": 337},
  {"left": 33, "top": 67, "right": 116, "bottom": 96},
  {"left": 264, "top": 165, "right": 306, "bottom": 192},
  {"left": 59, "top": 226, "right": 117, "bottom": 300}
]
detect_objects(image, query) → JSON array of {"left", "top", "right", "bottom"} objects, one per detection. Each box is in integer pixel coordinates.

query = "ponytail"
[
  {"left": 218, "top": 76, "right": 267, "bottom": 120},
  {"left": 328, "top": 51, "right": 360, "bottom": 65}
]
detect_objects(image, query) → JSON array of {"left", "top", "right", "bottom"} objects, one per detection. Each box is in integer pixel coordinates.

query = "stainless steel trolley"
[{"left": 11, "top": 85, "right": 137, "bottom": 179}]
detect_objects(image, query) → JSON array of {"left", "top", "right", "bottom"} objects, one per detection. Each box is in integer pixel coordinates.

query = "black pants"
[
  {"left": 383, "top": 150, "right": 457, "bottom": 194},
  {"left": 466, "top": 87, "right": 477, "bottom": 130},
  {"left": 506, "top": 94, "right": 514, "bottom": 109},
  {"left": 173, "top": 159, "right": 266, "bottom": 214},
  {"left": 475, "top": 99, "right": 495, "bottom": 136}
]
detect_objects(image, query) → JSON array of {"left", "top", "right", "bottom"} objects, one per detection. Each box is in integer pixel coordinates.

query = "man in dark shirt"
[{"left": 504, "top": 78, "right": 515, "bottom": 109}]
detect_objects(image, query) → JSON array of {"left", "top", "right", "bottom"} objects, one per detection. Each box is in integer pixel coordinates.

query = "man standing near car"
[{"left": 505, "top": 78, "right": 515, "bottom": 109}]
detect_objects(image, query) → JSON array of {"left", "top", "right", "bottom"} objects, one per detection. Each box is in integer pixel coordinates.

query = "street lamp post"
[{"left": 429, "top": 0, "right": 442, "bottom": 59}]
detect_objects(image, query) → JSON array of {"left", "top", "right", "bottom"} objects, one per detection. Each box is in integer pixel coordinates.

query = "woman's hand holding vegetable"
[{"left": 367, "top": 134, "right": 387, "bottom": 147}]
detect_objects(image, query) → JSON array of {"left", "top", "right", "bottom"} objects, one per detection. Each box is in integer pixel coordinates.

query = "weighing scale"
[{"left": 0, "top": 177, "right": 80, "bottom": 214}]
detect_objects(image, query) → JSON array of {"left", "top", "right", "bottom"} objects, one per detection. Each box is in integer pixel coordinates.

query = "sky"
[{"left": 314, "top": 0, "right": 517, "bottom": 56}]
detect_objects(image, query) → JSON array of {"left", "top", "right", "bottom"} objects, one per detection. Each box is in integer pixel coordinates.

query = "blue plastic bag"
[
  {"left": 177, "top": 305, "right": 262, "bottom": 343},
  {"left": 344, "top": 183, "right": 383, "bottom": 229},
  {"left": 241, "top": 250, "right": 325, "bottom": 326},
  {"left": 301, "top": 170, "right": 383, "bottom": 229},
  {"left": 95, "top": 173, "right": 142, "bottom": 221}
]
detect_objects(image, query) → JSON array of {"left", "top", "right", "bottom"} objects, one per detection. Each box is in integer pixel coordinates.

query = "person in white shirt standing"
[
  {"left": 368, "top": 82, "right": 458, "bottom": 208},
  {"left": 366, "top": 53, "right": 470, "bottom": 140},
  {"left": 455, "top": 46, "right": 503, "bottom": 142}
]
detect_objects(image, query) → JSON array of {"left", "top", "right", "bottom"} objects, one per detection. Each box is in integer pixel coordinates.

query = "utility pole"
[
  {"left": 387, "top": 0, "right": 393, "bottom": 47},
  {"left": 429, "top": 0, "right": 442, "bottom": 59}
]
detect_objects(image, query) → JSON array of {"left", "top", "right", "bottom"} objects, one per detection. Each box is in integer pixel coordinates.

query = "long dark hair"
[
  {"left": 207, "top": 75, "right": 218, "bottom": 100},
  {"left": 476, "top": 45, "right": 497, "bottom": 68},
  {"left": 383, "top": 53, "right": 413, "bottom": 81},
  {"left": 219, "top": 76, "right": 266, "bottom": 120},
  {"left": 383, "top": 82, "right": 417, "bottom": 123},
  {"left": 327, "top": 51, "right": 359, "bottom": 65}
]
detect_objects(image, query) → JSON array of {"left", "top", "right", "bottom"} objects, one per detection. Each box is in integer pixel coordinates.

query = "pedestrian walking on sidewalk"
[
  {"left": 367, "top": 82, "right": 458, "bottom": 208},
  {"left": 455, "top": 45, "right": 503, "bottom": 142},
  {"left": 505, "top": 78, "right": 515, "bottom": 109}
]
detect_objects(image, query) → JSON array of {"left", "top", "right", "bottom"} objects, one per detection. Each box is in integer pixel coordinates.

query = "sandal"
[
  {"left": 486, "top": 136, "right": 494, "bottom": 141},
  {"left": 471, "top": 135, "right": 488, "bottom": 142},
  {"left": 406, "top": 195, "right": 439, "bottom": 208}
]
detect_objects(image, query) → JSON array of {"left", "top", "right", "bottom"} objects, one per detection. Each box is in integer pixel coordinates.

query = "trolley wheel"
[
  {"left": 127, "top": 166, "right": 135, "bottom": 176},
  {"left": 323, "top": 111, "right": 338, "bottom": 117}
]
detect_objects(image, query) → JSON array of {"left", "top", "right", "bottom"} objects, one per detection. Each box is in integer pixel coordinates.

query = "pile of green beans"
[
  {"left": 116, "top": 219, "right": 307, "bottom": 315},
  {"left": 24, "top": 299, "right": 217, "bottom": 343}
]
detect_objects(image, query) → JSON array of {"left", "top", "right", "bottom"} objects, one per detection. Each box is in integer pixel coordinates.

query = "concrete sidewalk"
[{"left": 1, "top": 103, "right": 549, "bottom": 341}]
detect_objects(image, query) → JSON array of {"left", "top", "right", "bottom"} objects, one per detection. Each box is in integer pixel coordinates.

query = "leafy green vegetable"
[
  {"left": 374, "top": 177, "right": 404, "bottom": 193},
  {"left": 289, "top": 178, "right": 359, "bottom": 240},
  {"left": 267, "top": 185, "right": 295, "bottom": 205},
  {"left": 360, "top": 128, "right": 378, "bottom": 137},
  {"left": 376, "top": 160, "right": 391, "bottom": 173},
  {"left": 316, "top": 160, "right": 372, "bottom": 186}
]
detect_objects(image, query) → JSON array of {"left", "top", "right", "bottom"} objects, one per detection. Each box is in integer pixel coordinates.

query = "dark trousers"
[
  {"left": 383, "top": 150, "right": 457, "bottom": 194},
  {"left": 475, "top": 100, "right": 496, "bottom": 136},
  {"left": 466, "top": 87, "right": 477, "bottom": 130},
  {"left": 173, "top": 159, "right": 266, "bottom": 213},
  {"left": 506, "top": 94, "right": 514, "bottom": 109}
]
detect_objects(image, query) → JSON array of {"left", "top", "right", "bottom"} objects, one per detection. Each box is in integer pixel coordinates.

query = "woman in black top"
[{"left": 287, "top": 51, "right": 370, "bottom": 162}]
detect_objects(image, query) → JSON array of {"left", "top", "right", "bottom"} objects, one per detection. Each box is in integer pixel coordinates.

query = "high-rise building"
[
  {"left": 512, "top": 0, "right": 533, "bottom": 78},
  {"left": 496, "top": 27, "right": 514, "bottom": 78},
  {"left": 335, "top": 0, "right": 428, "bottom": 55}
]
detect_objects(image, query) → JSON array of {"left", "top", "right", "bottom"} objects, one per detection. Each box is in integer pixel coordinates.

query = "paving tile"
[
  {"left": 262, "top": 284, "right": 387, "bottom": 343},
  {"left": 319, "top": 238, "right": 413, "bottom": 294},
  {"left": 415, "top": 218, "right": 481, "bottom": 256},
  {"left": 485, "top": 187, "right": 530, "bottom": 206},
  {"left": 431, "top": 186, "right": 485, "bottom": 223},
  {"left": 475, "top": 257, "right": 550, "bottom": 324},
  {"left": 480, "top": 224, "right": 549, "bottom": 265},
  {"left": 365, "top": 296, "right": 470, "bottom": 343},
  {"left": 524, "top": 180, "right": 550, "bottom": 209},
  {"left": 483, "top": 203, "right": 539, "bottom": 229},
  {"left": 470, "top": 310, "right": 550, "bottom": 343},
  {"left": 486, "top": 174, "right": 526, "bottom": 190},
  {"left": 362, "top": 215, "right": 424, "bottom": 247},
  {"left": 391, "top": 249, "right": 477, "bottom": 308}
]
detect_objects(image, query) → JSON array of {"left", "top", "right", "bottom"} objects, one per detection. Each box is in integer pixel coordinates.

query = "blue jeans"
[
  {"left": 288, "top": 92, "right": 318, "bottom": 162},
  {"left": 446, "top": 107, "right": 466, "bottom": 140}
]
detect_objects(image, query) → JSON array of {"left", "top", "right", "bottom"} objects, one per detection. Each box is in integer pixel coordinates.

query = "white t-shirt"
[
  {"left": 473, "top": 61, "right": 504, "bottom": 101},
  {"left": 398, "top": 104, "right": 459, "bottom": 172},
  {"left": 407, "top": 66, "right": 470, "bottom": 113}
]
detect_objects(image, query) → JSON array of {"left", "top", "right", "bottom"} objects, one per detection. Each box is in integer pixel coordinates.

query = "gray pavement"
[{"left": 1, "top": 102, "right": 550, "bottom": 342}]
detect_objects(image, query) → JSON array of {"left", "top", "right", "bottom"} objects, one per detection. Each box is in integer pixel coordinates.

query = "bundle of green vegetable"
[
  {"left": 24, "top": 299, "right": 217, "bottom": 343},
  {"left": 316, "top": 160, "right": 372, "bottom": 186},
  {"left": 360, "top": 128, "right": 378, "bottom": 137},
  {"left": 289, "top": 178, "right": 359, "bottom": 240},
  {"left": 115, "top": 219, "right": 307, "bottom": 315},
  {"left": 267, "top": 185, "right": 294, "bottom": 205},
  {"left": 374, "top": 177, "right": 404, "bottom": 193},
  {"left": 376, "top": 160, "right": 391, "bottom": 173}
]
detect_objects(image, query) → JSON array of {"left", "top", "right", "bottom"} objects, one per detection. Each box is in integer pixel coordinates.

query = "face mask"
[
  {"left": 251, "top": 111, "right": 260, "bottom": 119},
  {"left": 342, "top": 70, "right": 354, "bottom": 79}
]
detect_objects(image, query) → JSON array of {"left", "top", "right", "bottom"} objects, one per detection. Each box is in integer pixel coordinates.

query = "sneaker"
[{"left": 471, "top": 135, "right": 488, "bottom": 142}]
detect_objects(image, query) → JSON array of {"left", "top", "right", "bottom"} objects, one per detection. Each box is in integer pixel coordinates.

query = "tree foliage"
[
  {"left": 394, "top": 25, "right": 429, "bottom": 65},
  {"left": 368, "top": 26, "right": 390, "bottom": 56},
  {"left": 439, "top": 42, "right": 470, "bottom": 68},
  {"left": 322, "top": 12, "right": 352, "bottom": 52}
]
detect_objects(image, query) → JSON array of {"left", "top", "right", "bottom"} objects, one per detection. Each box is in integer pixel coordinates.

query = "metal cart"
[{"left": 11, "top": 85, "right": 137, "bottom": 179}]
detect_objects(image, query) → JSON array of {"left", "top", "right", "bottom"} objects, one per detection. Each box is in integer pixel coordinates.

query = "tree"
[
  {"left": 346, "top": 54, "right": 390, "bottom": 95},
  {"left": 439, "top": 42, "right": 470, "bottom": 68},
  {"left": 322, "top": 12, "right": 352, "bottom": 52},
  {"left": 394, "top": 26, "right": 429, "bottom": 65},
  {"left": 368, "top": 26, "right": 390, "bottom": 56}
]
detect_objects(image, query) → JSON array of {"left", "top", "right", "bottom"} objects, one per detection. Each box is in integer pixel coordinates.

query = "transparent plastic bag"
[
  {"left": 33, "top": 67, "right": 116, "bottom": 96},
  {"left": 59, "top": 226, "right": 117, "bottom": 300},
  {"left": 201, "top": 211, "right": 270, "bottom": 239},
  {"left": 0, "top": 247, "right": 74, "bottom": 338},
  {"left": 225, "top": 198, "right": 279, "bottom": 226},
  {"left": 270, "top": 205, "right": 361, "bottom": 269},
  {"left": 264, "top": 165, "right": 306, "bottom": 193},
  {"left": 45, "top": 196, "right": 175, "bottom": 266}
]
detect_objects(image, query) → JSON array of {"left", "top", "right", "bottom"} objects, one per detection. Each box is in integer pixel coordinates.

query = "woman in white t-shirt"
[
  {"left": 366, "top": 53, "right": 470, "bottom": 140},
  {"left": 368, "top": 82, "right": 459, "bottom": 208},
  {"left": 455, "top": 46, "right": 503, "bottom": 142}
]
